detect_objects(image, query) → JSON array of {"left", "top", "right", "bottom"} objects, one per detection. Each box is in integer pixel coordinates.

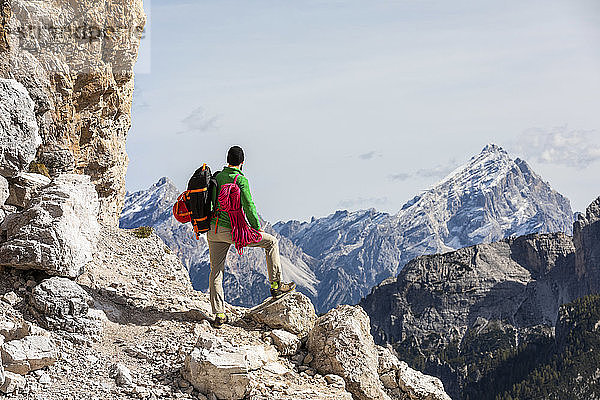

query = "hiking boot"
[
  {"left": 212, "top": 313, "right": 228, "bottom": 329},
  {"left": 270, "top": 281, "right": 296, "bottom": 299}
]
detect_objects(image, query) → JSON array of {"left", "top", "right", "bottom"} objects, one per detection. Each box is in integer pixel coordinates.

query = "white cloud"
[
  {"left": 514, "top": 126, "right": 600, "bottom": 169},
  {"left": 177, "top": 107, "right": 219, "bottom": 135}
]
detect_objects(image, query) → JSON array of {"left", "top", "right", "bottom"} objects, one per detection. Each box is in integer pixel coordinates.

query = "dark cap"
[{"left": 227, "top": 146, "right": 244, "bottom": 166}]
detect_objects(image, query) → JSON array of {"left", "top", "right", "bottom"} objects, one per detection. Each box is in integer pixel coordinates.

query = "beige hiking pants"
[{"left": 207, "top": 225, "right": 282, "bottom": 315}]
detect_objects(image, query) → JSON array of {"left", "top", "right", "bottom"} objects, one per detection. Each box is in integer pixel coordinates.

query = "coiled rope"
[{"left": 216, "top": 174, "right": 262, "bottom": 255}]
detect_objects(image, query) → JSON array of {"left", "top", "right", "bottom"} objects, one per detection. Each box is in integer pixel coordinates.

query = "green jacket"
[{"left": 210, "top": 166, "right": 261, "bottom": 231}]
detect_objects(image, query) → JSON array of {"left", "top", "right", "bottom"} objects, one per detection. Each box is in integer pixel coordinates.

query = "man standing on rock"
[{"left": 207, "top": 146, "right": 296, "bottom": 328}]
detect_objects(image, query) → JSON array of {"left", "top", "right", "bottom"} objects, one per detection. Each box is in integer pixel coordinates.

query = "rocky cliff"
[
  {"left": 574, "top": 196, "right": 600, "bottom": 293},
  {"left": 361, "top": 196, "right": 599, "bottom": 399},
  {"left": 0, "top": 0, "right": 145, "bottom": 225}
]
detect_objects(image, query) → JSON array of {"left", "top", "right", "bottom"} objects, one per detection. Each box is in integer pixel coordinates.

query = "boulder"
[
  {"left": 249, "top": 292, "right": 316, "bottom": 336},
  {"left": 5, "top": 173, "right": 51, "bottom": 209},
  {"left": 307, "top": 305, "right": 391, "bottom": 400},
  {"left": 1, "top": 335, "right": 58, "bottom": 375},
  {"left": 396, "top": 361, "right": 451, "bottom": 400},
  {"left": 0, "top": 371, "right": 25, "bottom": 394},
  {"left": 183, "top": 329, "right": 279, "bottom": 399},
  {"left": 0, "top": 79, "right": 41, "bottom": 178},
  {"left": 0, "top": 319, "right": 29, "bottom": 342},
  {"left": 270, "top": 329, "right": 301, "bottom": 356},
  {"left": 0, "top": 176, "right": 8, "bottom": 206},
  {"left": 376, "top": 346, "right": 451, "bottom": 400},
  {"left": 0, "top": 174, "right": 100, "bottom": 277},
  {"left": 30, "top": 277, "right": 103, "bottom": 336},
  {"left": 109, "top": 363, "right": 134, "bottom": 387}
]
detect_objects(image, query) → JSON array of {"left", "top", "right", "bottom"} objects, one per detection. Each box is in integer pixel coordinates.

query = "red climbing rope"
[{"left": 216, "top": 174, "right": 262, "bottom": 255}]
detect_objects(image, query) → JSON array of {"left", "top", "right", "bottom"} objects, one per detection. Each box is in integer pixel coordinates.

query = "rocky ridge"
[{"left": 0, "top": 223, "right": 452, "bottom": 399}]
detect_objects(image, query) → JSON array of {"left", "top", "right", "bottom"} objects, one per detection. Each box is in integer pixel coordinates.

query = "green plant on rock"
[
  {"left": 132, "top": 226, "right": 153, "bottom": 238},
  {"left": 29, "top": 162, "right": 51, "bottom": 178}
]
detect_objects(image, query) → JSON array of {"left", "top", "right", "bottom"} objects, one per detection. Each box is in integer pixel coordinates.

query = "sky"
[{"left": 128, "top": 0, "right": 600, "bottom": 223}]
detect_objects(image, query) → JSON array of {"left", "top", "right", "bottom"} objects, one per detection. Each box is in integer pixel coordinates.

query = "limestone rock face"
[
  {"left": 361, "top": 228, "right": 589, "bottom": 398},
  {"left": 0, "top": 78, "right": 41, "bottom": 178},
  {"left": 1, "top": 335, "right": 58, "bottom": 375},
  {"left": 363, "top": 232, "right": 579, "bottom": 347},
  {"left": 249, "top": 292, "right": 317, "bottom": 337},
  {"left": 307, "top": 305, "right": 391, "bottom": 400},
  {"left": 30, "top": 277, "right": 102, "bottom": 336},
  {"left": 574, "top": 196, "right": 600, "bottom": 293},
  {"left": 0, "top": 174, "right": 100, "bottom": 277},
  {"left": 0, "top": 0, "right": 146, "bottom": 225},
  {"left": 5, "top": 172, "right": 51, "bottom": 209}
]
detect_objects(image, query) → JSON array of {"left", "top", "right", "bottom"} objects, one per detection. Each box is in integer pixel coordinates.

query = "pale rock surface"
[
  {"left": 249, "top": 292, "right": 316, "bottom": 336},
  {"left": 376, "top": 346, "right": 451, "bottom": 400},
  {"left": 0, "top": 176, "right": 8, "bottom": 206},
  {"left": 0, "top": 174, "right": 100, "bottom": 277},
  {"left": 0, "top": 0, "right": 146, "bottom": 225},
  {"left": 396, "top": 361, "right": 451, "bottom": 400},
  {"left": 30, "top": 277, "right": 103, "bottom": 336},
  {"left": 183, "top": 328, "right": 279, "bottom": 399},
  {"left": 0, "top": 318, "right": 29, "bottom": 341},
  {"left": 109, "top": 362, "right": 134, "bottom": 387},
  {"left": 0, "top": 370, "right": 25, "bottom": 394},
  {"left": 5, "top": 172, "right": 51, "bottom": 209},
  {"left": 270, "top": 329, "right": 301, "bottom": 356},
  {"left": 307, "top": 305, "right": 392, "bottom": 400},
  {"left": 0, "top": 78, "right": 41, "bottom": 178},
  {"left": 1, "top": 335, "right": 58, "bottom": 375}
]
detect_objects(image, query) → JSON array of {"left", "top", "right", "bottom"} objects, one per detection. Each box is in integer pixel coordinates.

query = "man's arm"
[{"left": 238, "top": 176, "right": 261, "bottom": 230}]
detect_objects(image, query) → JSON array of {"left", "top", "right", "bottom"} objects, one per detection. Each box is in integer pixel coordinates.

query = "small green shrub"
[
  {"left": 29, "top": 162, "right": 51, "bottom": 178},
  {"left": 132, "top": 226, "right": 153, "bottom": 238}
]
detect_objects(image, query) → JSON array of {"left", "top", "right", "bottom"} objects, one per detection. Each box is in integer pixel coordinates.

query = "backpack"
[
  {"left": 172, "top": 163, "right": 219, "bottom": 239},
  {"left": 214, "top": 174, "right": 262, "bottom": 255}
]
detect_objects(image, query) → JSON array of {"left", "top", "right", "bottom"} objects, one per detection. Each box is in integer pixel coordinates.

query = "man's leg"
[
  {"left": 247, "top": 231, "right": 282, "bottom": 284},
  {"left": 207, "top": 234, "right": 230, "bottom": 315}
]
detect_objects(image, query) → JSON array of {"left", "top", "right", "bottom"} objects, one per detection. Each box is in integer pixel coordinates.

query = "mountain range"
[{"left": 121, "top": 144, "right": 574, "bottom": 313}]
